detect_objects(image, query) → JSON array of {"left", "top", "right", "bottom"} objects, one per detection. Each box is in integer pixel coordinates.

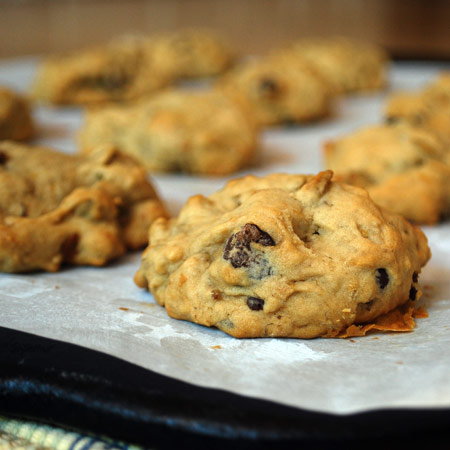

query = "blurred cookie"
[
  {"left": 135, "top": 170, "right": 430, "bottom": 338},
  {"left": 0, "top": 87, "right": 34, "bottom": 141},
  {"left": 31, "top": 36, "right": 173, "bottom": 105},
  {"left": 286, "top": 37, "right": 388, "bottom": 94},
  {"left": 218, "top": 55, "right": 332, "bottom": 127},
  {"left": 0, "top": 142, "right": 167, "bottom": 272},
  {"left": 385, "top": 73, "right": 450, "bottom": 151},
  {"left": 151, "top": 29, "right": 233, "bottom": 79},
  {"left": 79, "top": 89, "right": 258, "bottom": 175},
  {"left": 324, "top": 123, "right": 450, "bottom": 224}
]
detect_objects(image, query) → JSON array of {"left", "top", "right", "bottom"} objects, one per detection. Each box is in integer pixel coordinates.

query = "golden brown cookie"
[
  {"left": 0, "top": 87, "right": 34, "bottom": 141},
  {"left": 135, "top": 171, "right": 430, "bottom": 339},
  {"left": 31, "top": 36, "right": 173, "bottom": 105},
  {"left": 324, "top": 123, "right": 450, "bottom": 224},
  {"left": 150, "top": 29, "right": 233, "bottom": 79},
  {"left": 0, "top": 142, "right": 167, "bottom": 272},
  {"left": 385, "top": 73, "right": 450, "bottom": 152},
  {"left": 79, "top": 89, "right": 258, "bottom": 175},
  {"left": 285, "top": 37, "right": 388, "bottom": 94},
  {"left": 218, "top": 54, "right": 333, "bottom": 127}
]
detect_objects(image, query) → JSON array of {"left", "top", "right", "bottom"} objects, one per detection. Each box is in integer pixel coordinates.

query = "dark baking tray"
[{"left": 1, "top": 326, "right": 449, "bottom": 449}]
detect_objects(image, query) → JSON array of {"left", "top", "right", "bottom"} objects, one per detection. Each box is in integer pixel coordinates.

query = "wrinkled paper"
[{"left": 1, "top": 59, "right": 450, "bottom": 414}]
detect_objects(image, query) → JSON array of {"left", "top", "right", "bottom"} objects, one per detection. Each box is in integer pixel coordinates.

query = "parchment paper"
[{"left": 1, "top": 58, "right": 450, "bottom": 415}]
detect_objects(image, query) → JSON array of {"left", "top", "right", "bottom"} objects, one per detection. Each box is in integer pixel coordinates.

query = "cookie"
[
  {"left": 0, "top": 142, "right": 167, "bottom": 272},
  {"left": 0, "top": 87, "right": 34, "bottom": 141},
  {"left": 324, "top": 123, "right": 450, "bottom": 224},
  {"left": 286, "top": 37, "right": 388, "bottom": 94},
  {"left": 150, "top": 29, "right": 233, "bottom": 79},
  {"left": 134, "top": 170, "right": 430, "bottom": 339},
  {"left": 31, "top": 36, "right": 173, "bottom": 105},
  {"left": 218, "top": 54, "right": 332, "bottom": 127},
  {"left": 385, "top": 73, "right": 450, "bottom": 152},
  {"left": 79, "top": 89, "right": 258, "bottom": 175}
]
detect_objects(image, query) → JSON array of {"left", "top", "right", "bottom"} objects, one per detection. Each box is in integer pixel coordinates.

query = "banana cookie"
[
  {"left": 0, "top": 142, "right": 167, "bottom": 272},
  {"left": 79, "top": 89, "right": 258, "bottom": 175},
  {"left": 151, "top": 29, "right": 233, "bottom": 80},
  {"left": 135, "top": 171, "right": 430, "bottom": 339},
  {"left": 324, "top": 122, "right": 450, "bottom": 224},
  {"left": 218, "top": 55, "right": 332, "bottom": 127},
  {"left": 31, "top": 36, "right": 173, "bottom": 105},
  {"left": 0, "top": 87, "right": 34, "bottom": 141},
  {"left": 286, "top": 37, "right": 388, "bottom": 94},
  {"left": 385, "top": 73, "right": 450, "bottom": 151}
]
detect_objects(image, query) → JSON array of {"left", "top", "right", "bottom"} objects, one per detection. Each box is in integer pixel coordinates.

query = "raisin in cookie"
[
  {"left": 0, "top": 87, "right": 34, "bottom": 141},
  {"left": 285, "top": 37, "right": 388, "bottom": 94},
  {"left": 79, "top": 89, "right": 258, "bottom": 175},
  {"left": 150, "top": 29, "right": 233, "bottom": 80},
  {"left": 324, "top": 122, "right": 450, "bottom": 224},
  {"left": 31, "top": 36, "right": 173, "bottom": 105},
  {"left": 218, "top": 54, "right": 332, "bottom": 127},
  {"left": 135, "top": 171, "right": 430, "bottom": 339},
  {"left": 0, "top": 142, "right": 167, "bottom": 272}
]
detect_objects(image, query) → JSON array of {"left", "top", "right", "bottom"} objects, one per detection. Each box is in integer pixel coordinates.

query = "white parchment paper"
[{"left": 1, "top": 58, "right": 450, "bottom": 415}]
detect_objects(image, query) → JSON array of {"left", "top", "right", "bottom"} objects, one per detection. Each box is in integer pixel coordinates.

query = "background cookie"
[
  {"left": 79, "top": 89, "right": 258, "bottom": 175},
  {"left": 135, "top": 171, "right": 430, "bottom": 339},
  {"left": 0, "top": 142, "right": 168, "bottom": 272},
  {"left": 385, "top": 73, "right": 450, "bottom": 153},
  {"left": 31, "top": 36, "right": 173, "bottom": 105},
  {"left": 150, "top": 29, "right": 234, "bottom": 80},
  {"left": 0, "top": 86, "right": 34, "bottom": 141},
  {"left": 218, "top": 55, "right": 333, "bottom": 127},
  {"left": 285, "top": 37, "right": 388, "bottom": 94},
  {"left": 324, "top": 122, "right": 450, "bottom": 224}
]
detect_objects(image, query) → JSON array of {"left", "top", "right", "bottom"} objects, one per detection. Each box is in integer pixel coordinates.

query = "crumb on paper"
[
  {"left": 119, "top": 307, "right": 129, "bottom": 311},
  {"left": 335, "top": 302, "right": 428, "bottom": 338},
  {"left": 210, "top": 345, "right": 222, "bottom": 350},
  {"left": 55, "top": 285, "right": 60, "bottom": 289}
]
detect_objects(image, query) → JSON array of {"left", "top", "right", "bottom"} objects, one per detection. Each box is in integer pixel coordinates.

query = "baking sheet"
[{"left": 1, "top": 58, "right": 450, "bottom": 415}]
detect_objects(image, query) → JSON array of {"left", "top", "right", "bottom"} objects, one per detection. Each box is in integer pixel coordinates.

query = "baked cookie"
[
  {"left": 0, "top": 87, "right": 34, "bottom": 141},
  {"left": 285, "top": 37, "right": 388, "bottom": 94},
  {"left": 79, "top": 89, "right": 258, "bottom": 175},
  {"left": 151, "top": 29, "right": 233, "bottom": 79},
  {"left": 31, "top": 36, "right": 173, "bottom": 105},
  {"left": 218, "top": 54, "right": 332, "bottom": 127},
  {"left": 324, "top": 123, "right": 450, "bottom": 224},
  {"left": 0, "top": 142, "right": 167, "bottom": 272},
  {"left": 385, "top": 73, "right": 450, "bottom": 151},
  {"left": 135, "top": 170, "right": 430, "bottom": 339}
]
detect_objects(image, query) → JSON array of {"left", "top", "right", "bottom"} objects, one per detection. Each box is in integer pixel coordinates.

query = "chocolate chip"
[
  {"left": 259, "top": 78, "right": 281, "bottom": 97},
  {"left": 376, "top": 268, "right": 389, "bottom": 289},
  {"left": 385, "top": 116, "right": 399, "bottom": 125},
  {"left": 78, "top": 73, "right": 129, "bottom": 91},
  {"left": 0, "top": 151, "right": 9, "bottom": 165},
  {"left": 412, "top": 272, "right": 418, "bottom": 283},
  {"left": 60, "top": 234, "right": 79, "bottom": 262},
  {"left": 409, "top": 285, "right": 418, "bottom": 301},
  {"left": 357, "top": 298, "right": 378, "bottom": 312},
  {"left": 223, "top": 224, "right": 275, "bottom": 279},
  {"left": 247, "top": 297, "right": 264, "bottom": 311}
]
